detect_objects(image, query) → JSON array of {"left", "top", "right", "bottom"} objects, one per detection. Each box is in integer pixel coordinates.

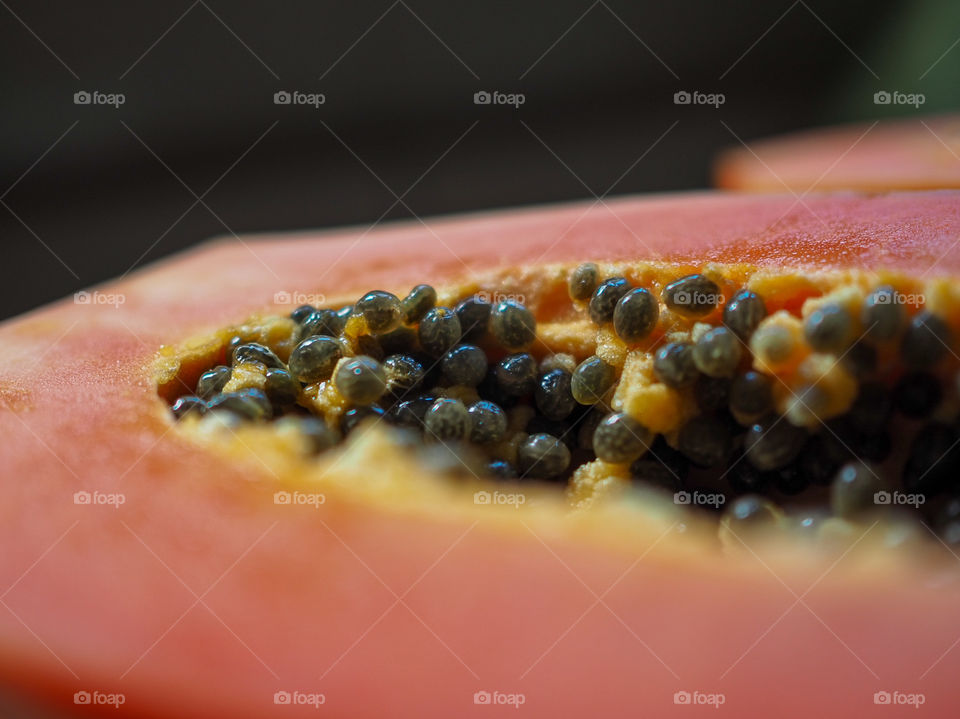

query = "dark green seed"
[
  {"left": 355, "top": 334, "right": 384, "bottom": 361},
  {"left": 902, "top": 311, "right": 952, "bottom": 369},
  {"left": 356, "top": 290, "right": 402, "bottom": 334},
  {"left": 695, "top": 375, "right": 731, "bottom": 413},
  {"left": 383, "top": 354, "right": 425, "bottom": 399},
  {"left": 692, "top": 326, "right": 742, "bottom": 377},
  {"left": 744, "top": 415, "right": 807, "bottom": 471},
  {"left": 387, "top": 395, "right": 436, "bottom": 429},
  {"left": 630, "top": 438, "right": 687, "bottom": 491},
  {"left": 441, "top": 344, "right": 488, "bottom": 387},
  {"left": 488, "top": 460, "right": 518, "bottom": 479},
  {"left": 568, "top": 263, "right": 599, "bottom": 301},
  {"left": 290, "top": 304, "right": 316, "bottom": 324},
  {"left": 662, "top": 274, "right": 721, "bottom": 318},
  {"left": 723, "top": 289, "right": 767, "bottom": 340},
  {"left": 613, "top": 287, "right": 659, "bottom": 342},
  {"left": 570, "top": 355, "right": 616, "bottom": 404},
  {"left": 729, "top": 371, "right": 774, "bottom": 418},
  {"left": 678, "top": 415, "right": 732, "bottom": 468},
  {"left": 862, "top": 286, "right": 905, "bottom": 342},
  {"left": 772, "top": 464, "right": 808, "bottom": 496},
  {"left": 264, "top": 368, "right": 299, "bottom": 407},
  {"left": 653, "top": 342, "right": 698, "bottom": 388},
  {"left": 589, "top": 277, "right": 632, "bottom": 325},
  {"left": 526, "top": 416, "right": 573, "bottom": 447},
  {"left": 290, "top": 416, "right": 339, "bottom": 453},
  {"left": 377, "top": 326, "right": 418, "bottom": 355},
  {"left": 455, "top": 296, "right": 491, "bottom": 342},
  {"left": 232, "top": 342, "right": 284, "bottom": 369},
  {"left": 842, "top": 340, "right": 877, "bottom": 379},
  {"left": 936, "top": 496, "right": 960, "bottom": 530},
  {"left": 847, "top": 382, "right": 891, "bottom": 435},
  {"left": 467, "top": 400, "right": 508, "bottom": 443},
  {"left": 196, "top": 365, "right": 231, "bottom": 399},
  {"left": 535, "top": 369, "right": 577, "bottom": 420},
  {"left": 830, "top": 461, "right": 883, "bottom": 518},
  {"left": 592, "top": 412, "right": 653, "bottom": 464},
  {"left": 796, "top": 434, "right": 841, "bottom": 487},
  {"left": 723, "top": 495, "right": 780, "bottom": 528},
  {"left": 477, "top": 367, "right": 518, "bottom": 409},
  {"left": 227, "top": 335, "right": 243, "bottom": 363},
  {"left": 298, "top": 309, "right": 344, "bottom": 341},
  {"left": 335, "top": 356, "right": 387, "bottom": 406},
  {"left": 207, "top": 388, "right": 272, "bottom": 421},
  {"left": 419, "top": 307, "right": 462, "bottom": 357},
  {"left": 489, "top": 300, "right": 536, "bottom": 350},
  {"left": 804, "top": 304, "right": 852, "bottom": 353},
  {"left": 424, "top": 398, "right": 471, "bottom": 441},
  {"left": 856, "top": 431, "right": 892, "bottom": 464},
  {"left": 903, "top": 423, "right": 960, "bottom": 496},
  {"left": 171, "top": 395, "right": 207, "bottom": 419},
  {"left": 727, "top": 461, "right": 769, "bottom": 496},
  {"left": 340, "top": 405, "right": 385, "bottom": 434},
  {"left": 893, "top": 371, "right": 942, "bottom": 418},
  {"left": 336, "top": 305, "right": 354, "bottom": 327},
  {"left": 401, "top": 284, "right": 437, "bottom": 324},
  {"left": 577, "top": 408, "right": 606, "bottom": 451},
  {"left": 518, "top": 433, "right": 571, "bottom": 479},
  {"left": 288, "top": 336, "right": 343, "bottom": 384},
  {"left": 495, "top": 353, "right": 538, "bottom": 397}
]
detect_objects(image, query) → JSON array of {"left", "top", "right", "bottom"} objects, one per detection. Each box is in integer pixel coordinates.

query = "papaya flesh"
[
  {"left": 3, "top": 192, "right": 960, "bottom": 718},
  {"left": 715, "top": 114, "right": 960, "bottom": 192}
]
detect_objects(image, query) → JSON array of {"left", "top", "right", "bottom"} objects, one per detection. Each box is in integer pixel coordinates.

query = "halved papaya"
[
  {"left": 3, "top": 192, "right": 960, "bottom": 718},
  {"left": 715, "top": 114, "right": 960, "bottom": 192}
]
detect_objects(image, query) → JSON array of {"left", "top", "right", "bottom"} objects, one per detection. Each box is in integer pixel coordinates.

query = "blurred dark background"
[{"left": 2, "top": 0, "right": 957, "bottom": 319}]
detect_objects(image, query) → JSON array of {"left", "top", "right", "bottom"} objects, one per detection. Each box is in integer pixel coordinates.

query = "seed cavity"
[{"left": 163, "top": 267, "right": 960, "bottom": 549}]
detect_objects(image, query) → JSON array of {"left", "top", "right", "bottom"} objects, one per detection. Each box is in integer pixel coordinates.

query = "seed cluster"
[{"left": 168, "top": 266, "right": 960, "bottom": 545}]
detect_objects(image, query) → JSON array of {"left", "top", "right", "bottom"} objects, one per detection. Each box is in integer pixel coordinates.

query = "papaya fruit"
[
  {"left": 3, "top": 191, "right": 960, "bottom": 718},
  {"left": 715, "top": 115, "right": 960, "bottom": 192}
]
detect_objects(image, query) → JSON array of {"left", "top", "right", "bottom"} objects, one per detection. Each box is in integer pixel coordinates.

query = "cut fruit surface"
[
  {"left": 715, "top": 115, "right": 960, "bottom": 192},
  {"left": 3, "top": 192, "right": 960, "bottom": 718}
]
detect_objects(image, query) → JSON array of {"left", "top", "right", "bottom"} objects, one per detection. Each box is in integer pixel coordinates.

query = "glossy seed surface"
[
  {"left": 589, "top": 277, "right": 632, "bottom": 325},
  {"left": 613, "top": 287, "right": 659, "bottom": 342},
  {"left": 570, "top": 355, "right": 616, "bottom": 404},
  {"left": 489, "top": 300, "right": 536, "bottom": 350},
  {"left": 335, "top": 356, "right": 387, "bottom": 406},
  {"left": 288, "top": 336, "right": 343, "bottom": 384},
  {"left": 662, "top": 274, "right": 720, "bottom": 318}
]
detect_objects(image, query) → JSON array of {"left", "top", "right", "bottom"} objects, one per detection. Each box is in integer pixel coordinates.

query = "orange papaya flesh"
[
  {"left": 2, "top": 192, "right": 960, "bottom": 717},
  {"left": 714, "top": 114, "right": 960, "bottom": 192}
]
